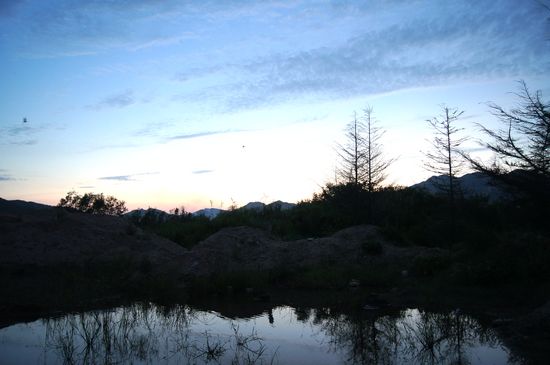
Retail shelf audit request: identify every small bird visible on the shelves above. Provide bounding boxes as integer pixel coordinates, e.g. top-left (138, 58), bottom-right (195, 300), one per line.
top-left (23, 117), bottom-right (27, 123)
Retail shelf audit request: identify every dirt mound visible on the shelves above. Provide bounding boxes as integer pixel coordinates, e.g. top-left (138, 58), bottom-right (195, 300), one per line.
top-left (183, 225), bottom-right (442, 277)
top-left (0, 200), bottom-right (186, 270)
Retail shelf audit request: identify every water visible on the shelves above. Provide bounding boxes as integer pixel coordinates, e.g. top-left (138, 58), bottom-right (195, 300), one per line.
top-left (0, 302), bottom-right (520, 364)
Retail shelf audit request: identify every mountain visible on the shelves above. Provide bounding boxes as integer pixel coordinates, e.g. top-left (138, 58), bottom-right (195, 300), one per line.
top-left (192, 208), bottom-right (224, 219)
top-left (241, 200), bottom-right (296, 212)
top-left (266, 200), bottom-right (296, 211)
top-left (0, 198), bottom-right (52, 213)
top-left (241, 201), bottom-right (265, 211)
top-left (410, 172), bottom-right (508, 201)
top-left (125, 208), bottom-right (173, 223)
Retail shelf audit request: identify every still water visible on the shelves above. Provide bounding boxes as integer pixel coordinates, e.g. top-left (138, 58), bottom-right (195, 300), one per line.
top-left (0, 302), bottom-right (520, 364)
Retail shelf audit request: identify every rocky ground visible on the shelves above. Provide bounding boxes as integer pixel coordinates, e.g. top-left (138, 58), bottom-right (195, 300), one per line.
top-left (0, 198), bottom-right (186, 270)
top-left (1, 198), bottom-right (443, 282)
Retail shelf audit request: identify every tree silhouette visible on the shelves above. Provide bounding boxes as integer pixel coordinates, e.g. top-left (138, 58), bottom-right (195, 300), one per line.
top-left (336, 106), bottom-right (393, 192)
top-left (58, 191), bottom-right (127, 216)
top-left (463, 81), bottom-right (550, 202)
top-left (337, 111), bottom-right (366, 187)
top-left (423, 106), bottom-right (468, 240)
top-left (423, 106), bottom-right (468, 201)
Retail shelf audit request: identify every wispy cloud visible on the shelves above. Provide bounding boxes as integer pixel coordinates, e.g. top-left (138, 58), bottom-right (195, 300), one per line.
top-left (10, 139), bottom-right (37, 146)
top-left (1, 0), bottom-right (240, 57)
top-left (165, 130), bottom-right (236, 141)
top-left (192, 169), bottom-right (215, 175)
top-left (0, 169), bottom-right (15, 181)
top-left (99, 175), bottom-right (135, 181)
top-left (98, 171), bottom-right (158, 182)
top-left (0, 122), bottom-right (63, 146)
top-left (131, 121), bottom-right (175, 138)
top-left (170, 1), bottom-right (550, 111)
top-left (89, 90), bottom-right (135, 110)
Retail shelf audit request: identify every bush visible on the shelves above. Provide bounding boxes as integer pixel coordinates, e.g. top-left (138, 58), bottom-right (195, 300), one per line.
top-left (58, 191), bottom-right (127, 216)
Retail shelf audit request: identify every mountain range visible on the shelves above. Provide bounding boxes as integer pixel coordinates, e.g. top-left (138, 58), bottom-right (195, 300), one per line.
top-left (126, 172), bottom-right (511, 221)
top-left (410, 171), bottom-right (508, 201)
top-left (127, 200), bottom-right (297, 222)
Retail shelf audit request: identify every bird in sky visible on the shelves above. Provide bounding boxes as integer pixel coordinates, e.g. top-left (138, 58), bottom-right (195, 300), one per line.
top-left (23, 117), bottom-right (27, 123)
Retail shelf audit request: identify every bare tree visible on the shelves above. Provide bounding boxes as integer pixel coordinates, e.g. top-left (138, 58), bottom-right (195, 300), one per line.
top-left (337, 111), bottom-right (366, 187)
top-left (363, 106), bottom-right (394, 192)
top-left (463, 81), bottom-right (550, 200)
top-left (336, 106), bottom-right (393, 192)
top-left (423, 106), bottom-right (468, 203)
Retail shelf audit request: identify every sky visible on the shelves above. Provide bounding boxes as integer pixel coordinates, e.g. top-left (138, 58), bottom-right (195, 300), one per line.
top-left (1, 0), bottom-right (549, 212)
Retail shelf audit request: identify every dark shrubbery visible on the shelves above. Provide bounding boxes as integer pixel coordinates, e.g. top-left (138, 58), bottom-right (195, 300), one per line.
top-left (58, 191), bottom-right (127, 216)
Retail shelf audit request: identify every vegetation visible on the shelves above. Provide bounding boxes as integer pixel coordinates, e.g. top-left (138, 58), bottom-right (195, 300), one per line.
top-left (463, 81), bottom-right (550, 209)
top-left (125, 82), bottom-right (549, 297)
top-left (58, 191), bottom-right (128, 216)
top-left (336, 106), bottom-right (393, 191)
top-left (45, 81), bottom-right (549, 301)
top-left (422, 105), bottom-right (468, 241)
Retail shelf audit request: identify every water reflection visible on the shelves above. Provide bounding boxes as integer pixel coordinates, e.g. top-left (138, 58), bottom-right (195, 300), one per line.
top-left (318, 308), bottom-right (506, 365)
top-left (0, 303), bottom-right (519, 364)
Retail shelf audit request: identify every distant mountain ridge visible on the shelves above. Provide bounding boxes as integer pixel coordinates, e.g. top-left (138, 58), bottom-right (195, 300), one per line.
top-left (126, 200), bottom-right (297, 221)
top-left (193, 200), bottom-right (296, 219)
top-left (410, 171), bottom-right (508, 201)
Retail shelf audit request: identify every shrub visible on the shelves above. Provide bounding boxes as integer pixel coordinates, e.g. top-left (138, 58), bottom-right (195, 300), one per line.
top-left (58, 191), bottom-right (127, 216)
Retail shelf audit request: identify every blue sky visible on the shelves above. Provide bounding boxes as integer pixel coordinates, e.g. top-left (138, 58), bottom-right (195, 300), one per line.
top-left (1, 0), bottom-right (549, 211)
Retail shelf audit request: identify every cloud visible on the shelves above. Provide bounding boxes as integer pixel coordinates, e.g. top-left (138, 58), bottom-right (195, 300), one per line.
top-left (131, 121), bottom-right (175, 138)
top-left (99, 175), bottom-right (135, 181)
top-left (0, 169), bottom-right (15, 181)
top-left (2, 1), bottom-right (252, 57)
top-left (165, 130), bottom-right (236, 141)
top-left (0, 121), bottom-right (66, 146)
top-left (192, 169), bottom-right (215, 175)
top-left (98, 172), bottom-right (158, 182)
top-left (89, 90), bottom-right (135, 110)
top-left (78, 185), bottom-right (95, 189)
top-left (10, 140), bottom-right (38, 146)
top-left (241, 8), bottom-right (546, 103)
top-left (171, 1), bottom-right (550, 111)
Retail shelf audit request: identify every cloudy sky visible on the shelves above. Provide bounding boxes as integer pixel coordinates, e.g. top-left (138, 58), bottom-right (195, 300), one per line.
top-left (1, 0), bottom-right (549, 211)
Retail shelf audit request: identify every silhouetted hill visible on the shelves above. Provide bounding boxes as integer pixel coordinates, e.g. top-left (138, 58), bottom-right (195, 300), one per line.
top-left (192, 208), bottom-right (224, 219)
top-left (125, 207), bottom-right (173, 222)
top-left (0, 198), bottom-right (186, 268)
top-left (241, 201), bottom-right (265, 211)
top-left (266, 200), bottom-right (296, 211)
top-left (410, 172), bottom-right (508, 201)
top-left (240, 201), bottom-right (296, 212)
top-left (0, 197), bottom-right (51, 214)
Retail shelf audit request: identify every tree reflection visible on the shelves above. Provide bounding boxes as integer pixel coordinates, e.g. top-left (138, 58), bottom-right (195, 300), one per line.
top-left (43, 303), bottom-right (275, 364)
top-left (32, 302), bottom-right (515, 365)
top-left (316, 308), bottom-right (504, 365)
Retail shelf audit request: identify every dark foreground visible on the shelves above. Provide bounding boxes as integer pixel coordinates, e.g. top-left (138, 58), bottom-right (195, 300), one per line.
top-left (1, 198), bottom-right (549, 363)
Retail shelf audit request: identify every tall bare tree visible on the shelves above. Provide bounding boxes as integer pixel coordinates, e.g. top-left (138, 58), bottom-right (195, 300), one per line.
top-left (423, 105), bottom-right (468, 203)
top-left (336, 106), bottom-right (393, 192)
top-left (423, 106), bottom-right (468, 242)
top-left (463, 81), bottom-right (550, 200)
top-left (363, 106), bottom-right (394, 192)
top-left (337, 111), bottom-right (367, 187)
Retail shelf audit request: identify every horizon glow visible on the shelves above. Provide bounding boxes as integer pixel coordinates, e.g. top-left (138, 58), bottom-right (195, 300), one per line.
top-left (1, 1), bottom-right (549, 212)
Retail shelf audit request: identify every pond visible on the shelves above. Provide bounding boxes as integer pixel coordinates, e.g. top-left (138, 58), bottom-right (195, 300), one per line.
top-left (0, 302), bottom-right (521, 364)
